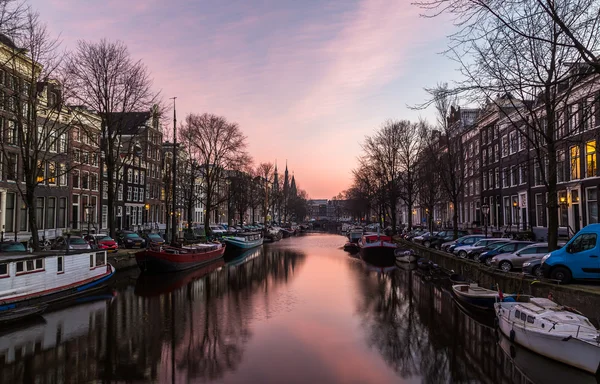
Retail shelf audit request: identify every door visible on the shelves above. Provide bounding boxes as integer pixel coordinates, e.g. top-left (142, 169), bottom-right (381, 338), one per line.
top-left (72, 206), bottom-right (79, 230)
top-left (573, 204), bottom-right (581, 232)
top-left (566, 233), bottom-right (600, 278)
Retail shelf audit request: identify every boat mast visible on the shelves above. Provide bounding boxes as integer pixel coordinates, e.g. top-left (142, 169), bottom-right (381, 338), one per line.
top-left (171, 97), bottom-right (177, 245)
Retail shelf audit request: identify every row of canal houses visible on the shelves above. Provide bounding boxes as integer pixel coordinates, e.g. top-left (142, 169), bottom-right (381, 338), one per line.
top-left (410, 66), bottom-right (600, 240)
top-left (0, 33), bottom-right (233, 243)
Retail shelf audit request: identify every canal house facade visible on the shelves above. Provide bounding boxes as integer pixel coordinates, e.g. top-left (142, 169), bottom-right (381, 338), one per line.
top-left (443, 70), bottom-right (600, 239)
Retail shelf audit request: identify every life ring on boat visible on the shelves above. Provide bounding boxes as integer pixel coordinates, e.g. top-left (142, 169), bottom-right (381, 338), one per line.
top-left (509, 329), bottom-right (515, 343)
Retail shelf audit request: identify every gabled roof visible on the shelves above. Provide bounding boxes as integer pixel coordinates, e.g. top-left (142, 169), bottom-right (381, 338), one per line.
top-left (109, 112), bottom-right (152, 135)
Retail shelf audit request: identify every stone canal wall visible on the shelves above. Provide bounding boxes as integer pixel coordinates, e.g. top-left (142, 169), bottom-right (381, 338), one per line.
top-left (108, 251), bottom-right (138, 270)
top-left (403, 241), bottom-right (600, 320)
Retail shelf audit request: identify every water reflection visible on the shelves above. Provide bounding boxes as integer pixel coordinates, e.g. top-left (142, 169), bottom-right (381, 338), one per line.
top-left (355, 259), bottom-right (599, 384)
top-left (2, 235), bottom-right (597, 383)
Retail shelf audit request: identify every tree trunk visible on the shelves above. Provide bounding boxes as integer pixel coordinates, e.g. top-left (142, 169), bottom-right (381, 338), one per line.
top-left (26, 184), bottom-right (39, 251)
top-left (546, 103), bottom-right (559, 250)
top-left (452, 197), bottom-right (459, 239)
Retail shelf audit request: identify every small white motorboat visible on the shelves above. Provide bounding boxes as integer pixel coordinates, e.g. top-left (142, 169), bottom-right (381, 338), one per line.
top-left (394, 248), bottom-right (417, 263)
top-left (495, 297), bottom-right (600, 374)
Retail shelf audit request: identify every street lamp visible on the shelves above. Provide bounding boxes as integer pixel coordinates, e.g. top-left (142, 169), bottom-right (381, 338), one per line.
top-left (481, 203), bottom-right (490, 237)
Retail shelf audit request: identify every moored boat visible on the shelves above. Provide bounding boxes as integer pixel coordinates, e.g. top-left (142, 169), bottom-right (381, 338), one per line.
top-left (0, 250), bottom-right (115, 312)
top-left (222, 232), bottom-right (263, 250)
top-left (495, 297), bottom-right (600, 374)
top-left (135, 243), bottom-right (226, 273)
top-left (347, 229), bottom-right (363, 243)
top-left (451, 283), bottom-right (517, 311)
top-left (395, 248), bottom-right (417, 263)
top-left (358, 233), bottom-right (397, 265)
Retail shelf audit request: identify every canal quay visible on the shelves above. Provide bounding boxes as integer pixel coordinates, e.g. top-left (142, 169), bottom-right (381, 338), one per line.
top-left (2, 234), bottom-right (596, 384)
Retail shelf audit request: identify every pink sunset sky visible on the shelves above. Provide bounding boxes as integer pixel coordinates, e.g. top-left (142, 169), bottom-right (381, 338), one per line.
top-left (30, 0), bottom-right (457, 198)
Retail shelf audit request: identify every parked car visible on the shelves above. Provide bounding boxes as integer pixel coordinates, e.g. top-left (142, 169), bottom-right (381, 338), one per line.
top-left (0, 241), bottom-right (26, 252)
top-left (142, 233), bottom-right (165, 247)
top-left (466, 240), bottom-right (512, 259)
top-left (478, 241), bottom-right (534, 265)
top-left (444, 235), bottom-right (487, 253)
top-left (52, 236), bottom-right (92, 251)
top-left (413, 232), bottom-right (438, 247)
top-left (541, 224), bottom-right (600, 283)
top-left (209, 225), bottom-right (227, 236)
top-left (522, 258), bottom-right (544, 278)
top-left (429, 230), bottom-right (469, 249)
top-left (84, 234), bottom-right (119, 253)
top-left (404, 228), bottom-right (426, 242)
top-left (453, 238), bottom-right (506, 259)
top-left (118, 232), bottom-right (146, 249)
top-left (490, 242), bottom-right (563, 272)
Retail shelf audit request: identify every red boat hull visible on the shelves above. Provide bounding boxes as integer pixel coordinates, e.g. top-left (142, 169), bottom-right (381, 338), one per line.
top-left (135, 245), bottom-right (226, 273)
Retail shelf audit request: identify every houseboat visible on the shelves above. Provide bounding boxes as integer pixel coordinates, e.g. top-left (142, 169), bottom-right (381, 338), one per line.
top-left (357, 233), bottom-right (397, 265)
top-left (222, 232), bottom-right (263, 250)
top-left (0, 250), bottom-right (115, 312)
top-left (135, 243), bottom-right (226, 273)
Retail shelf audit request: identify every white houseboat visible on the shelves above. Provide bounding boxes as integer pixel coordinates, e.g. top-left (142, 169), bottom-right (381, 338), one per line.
top-left (0, 250), bottom-right (115, 312)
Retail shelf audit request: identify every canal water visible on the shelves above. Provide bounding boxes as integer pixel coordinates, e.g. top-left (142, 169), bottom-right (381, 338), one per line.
top-left (0, 234), bottom-right (595, 383)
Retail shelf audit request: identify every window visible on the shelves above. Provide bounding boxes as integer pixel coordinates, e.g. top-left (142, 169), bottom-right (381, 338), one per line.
top-left (46, 197), bottom-right (56, 229)
top-left (95, 252), bottom-right (106, 267)
top-left (103, 181), bottom-right (109, 199)
top-left (16, 258), bottom-right (44, 274)
top-left (483, 171), bottom-right (488, 190)
top-left (47, 162), bottom-right (56, 185)
top-left (515, 310), bottom-right (521, 319)
top-left (127, 187), bottom-right (132, 201)
top-left (90, 173), bottom-right (98, 191)
top-left (82, 172), bottom-right (89, 190)
top-left (73, 127), bottom-right (80, 142)
top-left (527, 315), bottom-right (535, 324)
top-left (59, 133), bottom-right (67, 152)
top-left (509, 131), bottom-right (518, 154)
top-left (102, 205), bottom-right (108, 229)
top-left (72, 170), bottom-right (80, 189)
top-left (511, 166), bottom-right (518, 186)
top-left (519, 131), bottom-right (526, 151)
top-left (5, 152), bottom-right (17, 181)
top-left (140, 188), bottom-right (145, 201)
top-left (140, 171), bottom-right (145, 185)
top-left (587, 188), bottom-right (598, 224)
top-left (494, 143), bottom-right (499, 162)
top-left (535, 194), bottom-right (544, 227)
top-left (133, 187), bottom-right (138, 202)
top-left (559, 191), bottom-right (568, 227)
top-left (59, 164), bottom-right (67, 186)
top-left (0, 263), bottom-right (7, 276)
top-left (570, 145), bottom-right (581, 180)
top-left (519, 165), bottom-right (526, 185)
top-left (117, 184), bottom-right (123, 200)
top-left (569, 233), bottom-right (597, 253)
top-left (495, 168), bottom-right (499, 189)
top-left (586, 140), bottom-right (596, 177)
top-left (134, 170), bottom-right (139, 184)
top-left (54, 198), bottom-right (66, 230)
top-left (36, 160), bottom-right (45, 183)
top-left (5, 192), bottom-right (15, 232)
top-left (36, 197), bottom-right (44, 229)
top-left (501, 135), bottom-right (508, 157)
top-left (127, 169), bottom-right (133, 183)
top-left (138, 208), bottom-right (142, 225)
top-left (557, 150), bottom-right (566, 183)
top-left (131, 207), bottom-right (137, 225)
top-left (57, 256), bottom-right (63, 273)
top-left (117, 206), bottom-right (123, 216)
top-left (503, 167), bottom-right (509, 188)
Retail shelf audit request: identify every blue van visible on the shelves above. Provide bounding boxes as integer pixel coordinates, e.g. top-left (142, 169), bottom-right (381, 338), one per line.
top-left (540, 224), bottom-right (600, 283)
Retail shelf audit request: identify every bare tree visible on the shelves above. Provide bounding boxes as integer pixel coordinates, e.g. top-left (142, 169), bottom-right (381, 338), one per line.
top-left (0, 11), bottom-right (80, 250)
top-left (362, 120), bottom-right (422, 233)
top-left (415, 0), bottom-right (600, 75)
top-left (255, 162), bottom-right (275, 228)
top-left (66, 39), bottom-right (159, 238)
top-left (416, 125), bottom-right (444, 233)
top-left (180, 113), bottom-right (251, 236)
top-left (424, 83), bottom-right (466, 239)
